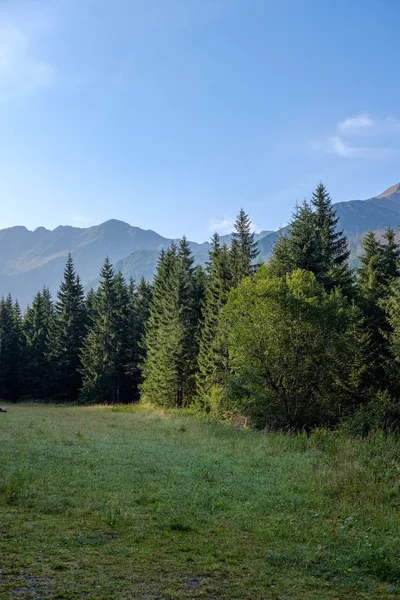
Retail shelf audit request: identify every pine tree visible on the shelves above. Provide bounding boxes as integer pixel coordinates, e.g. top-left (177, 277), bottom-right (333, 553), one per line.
top-left (124, 278), bottom-right (153, 399)
top-left (80, 258), bottom-right (124, 403)
top-left (192, 265), bottom-right (206, 323)
top-left (113, 271), bottom-right (135, 402)
top-left (22, 288), bottom-right (54, 398)
top-left (270, 184), bottom-right (353, 293)
top-left (336, 303), bottom-right (375, 410)
top-left (0, 295), bottom-right (22, 400)
top-left (133, 277), bottom-right (153, 366)
top-left (175, 237), bottom-right (202, 405)
top-left (358, 231), bottom-right (383, 296)
top-left (311, 183), bottom-right (352, 292)
top-left (358, 229), bottom-right (400, 392)
top-left (381, 227), bottom-right (400, 281)
top-left (230, 209), bottom-right (260, 285)
top-left (269, 201), bottom-right (322, 276)
top-left (312, 183), bottom-right (350, 267)
top-left (47, 255), bottom-right (87, 400)
top-left (141, 240), bottom-right (202, 407)
top-left (141, 244), bottom-right (179, 405)
top-left (85, 288), bottom-right (99, 324)
top-left (197, 235), bottom-right (234, 407)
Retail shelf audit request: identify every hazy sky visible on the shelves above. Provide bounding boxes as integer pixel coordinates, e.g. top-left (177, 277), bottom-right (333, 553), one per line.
top-left (1, 0), bottom-right (400, 241)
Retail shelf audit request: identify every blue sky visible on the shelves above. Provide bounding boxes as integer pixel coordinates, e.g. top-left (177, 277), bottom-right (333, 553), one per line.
top-left (1, 0), bottom-right (400, 241)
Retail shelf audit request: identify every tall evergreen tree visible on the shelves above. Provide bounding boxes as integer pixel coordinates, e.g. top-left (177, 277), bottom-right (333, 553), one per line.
top-left (230, 209), bottom-right (260, 285)
top-left (0, 295), bottom-right (22, 400)
top-left (141, 240), bottom-right (202, 407)
top-left (85, 287), bottom-right (100, 325)
top-left (141, 244), bottom-right (179, 406)
top-left (113, 271), bottom-right (137, 401)
top-left (47, 255), bottom-right (87, 400)
top-left (197, 235), bottom-right (234, 407)
top-left (312, 183), bottom-right (350, 268)
top-left (80, 258), bottom-right (125, 403)
top-left (124, 277), bottom-right (153, 399)
top-left (358, 228), bottom-right (400, 392)
top-left (269, 201), bottom-right (322, 276)
top-left (133, 277), bottom-right (153, 366)
top-left (270, 184), bottom-right (353, 293)
top-left (22, 288), bottom-right (54, 398)
top-left (311, 183), bottom-right (352, 292)
top-left (381, 227), bottom-right (400, 281)
top-left (174, 237), bottom-right (199, 405)
top-left (358, 231), bottom-right (383, 296)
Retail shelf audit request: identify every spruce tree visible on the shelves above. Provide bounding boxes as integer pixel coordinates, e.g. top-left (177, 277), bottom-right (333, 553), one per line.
top-left (47, 255), bottom-right (87, 400)
top-left (312, 183), bottom-right (350, 268)
top-left (80, 258), bottom-right (123, 403)
top-left (269, 201), bottom-right (322, 276)
top-left (197, 235), bottom-right (234, 407)
top-left (358, 231), bottom-right (383, 296)
top-left (124, 278), bottom-right (153, 399)
top-left (22, 288), bottom-right (54, 399)
top-left (0, 295), bottom-right (22, 401)
top-left (141, 244), bottom-right (179, 405)
top-left (230, 209), bottom-right (260, 285)
top-left (358, 228), bottom-right (400, 392)
top-left (113, 271), bottom-right (135, 402)
top-left (133, 277), bottom-right (153, 367)
top-left (311, 183), bottom-right (352, 292)
top-left (85, 288), bottom-right (99, 324)
top-left (175, 237), bottom-right (202, 405)
top-left (381, 227), bottom-right (400, 281)
top-left (141, 240), bottom-right (201, 407)
top-left (270, 184), bottom-right (353, 294)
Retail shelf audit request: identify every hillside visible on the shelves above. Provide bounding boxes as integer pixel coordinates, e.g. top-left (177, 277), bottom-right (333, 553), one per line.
top-left (1, 184), bottom-right (400, 305)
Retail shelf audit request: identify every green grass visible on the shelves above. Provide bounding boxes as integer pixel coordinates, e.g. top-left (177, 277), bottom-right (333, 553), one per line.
top-left (0, 404), bottom-right (399, 599)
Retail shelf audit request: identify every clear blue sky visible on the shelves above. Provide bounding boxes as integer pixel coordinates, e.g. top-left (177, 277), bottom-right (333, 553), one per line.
top-left (1, 0), bottom-right (400, 241)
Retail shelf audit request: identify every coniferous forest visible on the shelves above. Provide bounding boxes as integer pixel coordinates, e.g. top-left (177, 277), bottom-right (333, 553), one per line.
top-left (2, 184), bottom-right (400, 434)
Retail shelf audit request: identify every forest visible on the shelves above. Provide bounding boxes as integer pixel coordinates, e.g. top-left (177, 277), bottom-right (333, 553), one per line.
top-left (1, 183), bottom-right (400, 434)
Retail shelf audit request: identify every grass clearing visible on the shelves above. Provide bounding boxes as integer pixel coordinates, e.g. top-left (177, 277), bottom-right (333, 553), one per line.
top-left (0, 404), bottom-right (399, 599)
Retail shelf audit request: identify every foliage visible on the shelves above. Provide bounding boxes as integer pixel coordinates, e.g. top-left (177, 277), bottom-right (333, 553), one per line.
top-left (47, 254), bottom-right (87, 400)
top-left (230, 208), bottom-right (260, 285)
top-left (196, 234), bottom-right (234, 408)
top-left (224, 267), bottom-right (358, 429)
top-left (141, 239), bottom-right (204, 407)
top-left (270, 183), bottom-right (353, 294)
top-left (1, 195), bottom-right (400, 433)
top-left (0, 295), bottom-right (22, 401)
top-left (346, 390), bottom-right (400, 436)
top-left (358, 228), bottom-right (400, 395)
top-left (21, 288), bottom-right (54, 399)
top-left (80, 258), bottom-right (139, 403)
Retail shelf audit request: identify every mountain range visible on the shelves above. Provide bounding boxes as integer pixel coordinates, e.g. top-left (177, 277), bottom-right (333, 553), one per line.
top-left (1, 184), bottom-right (400, 307)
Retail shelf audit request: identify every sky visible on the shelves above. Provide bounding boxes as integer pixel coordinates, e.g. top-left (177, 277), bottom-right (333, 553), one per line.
top-left (1, 0), bottom-right (400, 241)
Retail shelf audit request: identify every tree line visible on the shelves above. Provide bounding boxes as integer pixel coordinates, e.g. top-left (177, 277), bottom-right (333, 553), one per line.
top-left (2, 183), bottom-right (400, 433)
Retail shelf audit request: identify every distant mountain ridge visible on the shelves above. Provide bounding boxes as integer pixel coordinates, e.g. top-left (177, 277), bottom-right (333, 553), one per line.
top-left (1, 184), bottom-right (400, 306)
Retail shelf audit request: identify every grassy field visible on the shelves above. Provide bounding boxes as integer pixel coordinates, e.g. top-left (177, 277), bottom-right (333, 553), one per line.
top-left (0, 404), bottom-right (399, 599)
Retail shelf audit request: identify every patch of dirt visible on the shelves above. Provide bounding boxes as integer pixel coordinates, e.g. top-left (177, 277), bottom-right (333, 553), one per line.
top-left (7, 575), bottom-right (51, 599)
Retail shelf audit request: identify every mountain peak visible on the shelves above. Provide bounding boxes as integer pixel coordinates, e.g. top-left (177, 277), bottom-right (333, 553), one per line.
top-left (99, 219), bottom-right (130, 229)
top-left (376, 183), bottom-right (400, 199)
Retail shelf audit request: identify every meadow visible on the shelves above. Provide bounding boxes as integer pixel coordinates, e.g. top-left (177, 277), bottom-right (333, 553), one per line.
top-left (0, 404), bottom-right (399, 599)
